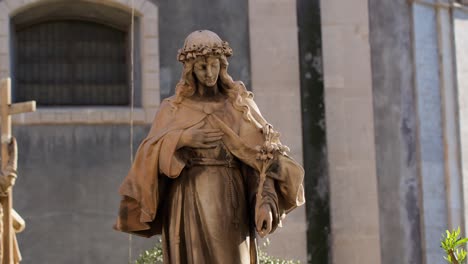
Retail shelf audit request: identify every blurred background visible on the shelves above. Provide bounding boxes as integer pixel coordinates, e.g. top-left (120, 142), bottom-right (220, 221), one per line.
top-left (0, 0), bottom-right (467, 263)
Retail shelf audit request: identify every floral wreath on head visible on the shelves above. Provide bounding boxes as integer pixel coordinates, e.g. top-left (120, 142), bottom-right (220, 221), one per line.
top-left (177, 41), bottom-right (233, 62)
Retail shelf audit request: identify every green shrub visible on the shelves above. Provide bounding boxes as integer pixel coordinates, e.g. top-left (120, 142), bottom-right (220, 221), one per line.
top-left (441, 227), bottom-right (468, 264)
top-left (258, 238), bottom-right (300, 264)
top-left (134, 237), bottom-right (300, 264)
top-left (134, 238), bottom-right (163, 264)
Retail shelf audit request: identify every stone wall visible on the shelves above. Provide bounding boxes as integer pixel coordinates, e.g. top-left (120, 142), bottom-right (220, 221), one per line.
top-left (13, 125), bottom-right (153, 263)
top-left (149, 0), bottom-right (250, 99)
top-left (0, 0), bottom-right (254, 263)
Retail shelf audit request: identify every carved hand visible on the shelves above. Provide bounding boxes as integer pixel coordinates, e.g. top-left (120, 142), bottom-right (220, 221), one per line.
top-left (256, 204), bottom-right (273, 238)
top-left (177, 121), bottom-right (224, 149)
top-left (0, 175), bottom-right (13, 196)
top-left (7, 137), bottom-right (18, 171)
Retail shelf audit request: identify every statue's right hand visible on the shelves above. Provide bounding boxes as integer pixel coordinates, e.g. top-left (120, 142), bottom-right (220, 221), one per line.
top-left (177, 121), bottom-right (224, 149)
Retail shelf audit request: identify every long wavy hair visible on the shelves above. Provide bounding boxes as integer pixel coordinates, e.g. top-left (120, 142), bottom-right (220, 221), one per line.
top-left (172, 55), bottom-right (253, 122)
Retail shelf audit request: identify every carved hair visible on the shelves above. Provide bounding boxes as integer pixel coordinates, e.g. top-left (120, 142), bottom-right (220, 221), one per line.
top-left (172, 55), bottom-right (253, 122)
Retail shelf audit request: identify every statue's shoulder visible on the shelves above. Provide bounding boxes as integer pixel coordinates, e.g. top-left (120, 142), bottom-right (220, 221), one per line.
top-left (155, 96), bottom-right (196, 119)
top-left (147, 97), bottom-right (177, 126)
top-left (160, 96), bottom-right (176, 107)
top-left (156, 96), bottom-right (178, 113)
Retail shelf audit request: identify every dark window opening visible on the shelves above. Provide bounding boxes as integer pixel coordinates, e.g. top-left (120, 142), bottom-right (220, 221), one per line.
top-left (15, 20), bottom-right (129, 106)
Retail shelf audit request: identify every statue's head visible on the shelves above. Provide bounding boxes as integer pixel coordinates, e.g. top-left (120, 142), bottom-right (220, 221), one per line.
top-left (173, 30), bottom-right (253, 121)
top-left (177, 31), bottom-right (231, 88)
top-left (175, 30), bottom-right (236, 98)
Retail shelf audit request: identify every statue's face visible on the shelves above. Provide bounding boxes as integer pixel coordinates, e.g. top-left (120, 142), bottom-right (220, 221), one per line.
top-left (193, 56), bottom-right (220, 88)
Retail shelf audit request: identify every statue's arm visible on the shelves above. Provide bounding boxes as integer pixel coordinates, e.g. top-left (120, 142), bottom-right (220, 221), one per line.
top-left (259, 176), bottom-right (280, 232)
top-left (244, 96), bottom-right (305, 210)
top-left (243, 164), bottom-right (280, 237)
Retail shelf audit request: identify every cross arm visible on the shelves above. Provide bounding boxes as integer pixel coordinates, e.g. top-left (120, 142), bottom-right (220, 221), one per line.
top-left (8, 101), bottom-right (36, 116)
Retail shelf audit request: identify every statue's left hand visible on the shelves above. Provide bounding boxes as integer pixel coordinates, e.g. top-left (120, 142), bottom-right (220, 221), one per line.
top-left (7, 137), bottom-right (18, 171)
top-left (256, 204), bottom-right (273, 238)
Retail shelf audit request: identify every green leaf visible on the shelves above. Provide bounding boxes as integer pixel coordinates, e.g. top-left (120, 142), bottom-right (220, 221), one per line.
top-left (441, 228), bottom-right (468, 264)
top-left (459, 249), bottom-right (467, 262)
top-left (456, 238), bottom-right (468, 247)
top-left (442, 241), bottom-right (448, 250)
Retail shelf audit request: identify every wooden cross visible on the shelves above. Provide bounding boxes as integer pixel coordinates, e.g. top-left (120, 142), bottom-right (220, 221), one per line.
top-left (0, 78), bottom-right (35, 264)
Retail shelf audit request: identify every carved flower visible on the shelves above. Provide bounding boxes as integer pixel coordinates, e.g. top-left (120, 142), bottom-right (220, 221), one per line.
top-left (177, 40), bottom-right (234, 62)
top-left (255, 138), bottom-right (290, 161)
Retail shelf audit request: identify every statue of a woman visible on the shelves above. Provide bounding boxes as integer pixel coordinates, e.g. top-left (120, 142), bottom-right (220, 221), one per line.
top-left (115, 30), bottom-right (305, 264)
top-left (0, 137), bottom-right (25, 264)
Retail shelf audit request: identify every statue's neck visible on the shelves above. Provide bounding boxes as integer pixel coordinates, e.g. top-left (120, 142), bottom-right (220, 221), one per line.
top-left (195, 83), bottom-right (220, 99)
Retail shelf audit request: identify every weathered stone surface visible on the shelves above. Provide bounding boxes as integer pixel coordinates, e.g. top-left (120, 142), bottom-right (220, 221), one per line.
top-left (320, 0), bottom-right (382, 263)
top-left (413, 5), bottom-right (448, 264)
top-left (454, 7), bottom-right (468, 247)
top-left (13, 125), bottom-right (155, 264)
top-left (248, 1), bottom-right (306, 261)
top-left (369, 0), bottom-right (423, 263)
top-left (150, 0), bottom-right (250, 99)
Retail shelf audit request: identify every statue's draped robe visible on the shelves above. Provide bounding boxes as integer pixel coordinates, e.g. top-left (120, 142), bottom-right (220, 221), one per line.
top-left (115, 95), bottom-right (305, 264)
top-left (0, 138), bottom-right (23, 264)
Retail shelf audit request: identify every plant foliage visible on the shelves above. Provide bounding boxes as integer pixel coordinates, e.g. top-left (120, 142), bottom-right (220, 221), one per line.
top-left (134, 238), bottom-right (163, 264)
top-left (257, 238), bottom-right (301, 264)
top-left (134, 237), bottom-right (300, 264)
top-left (441, 227), bottom-right (468, 264)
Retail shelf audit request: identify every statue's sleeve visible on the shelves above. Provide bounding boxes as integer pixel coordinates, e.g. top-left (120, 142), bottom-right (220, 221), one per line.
top-left (158, 130), bottom-right (185, 178)
top-left (242, 159), bottom-right (303, 234)
top-left (241, 96), bottom-right (305, 211)
top-left (237, 96), bottom-right (305, 231)
top-left (115, 100), bottom-right (186, 237)
top-left (260, 177), bottom-right (280, 232)
top-left (266, 155), bottom-right (305, 215)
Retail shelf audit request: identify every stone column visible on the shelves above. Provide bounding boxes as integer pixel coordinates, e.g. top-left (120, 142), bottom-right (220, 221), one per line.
top-left (320, 0), bottom-right (382, 263)
top-left (248, 0), bottom-right (307, 262)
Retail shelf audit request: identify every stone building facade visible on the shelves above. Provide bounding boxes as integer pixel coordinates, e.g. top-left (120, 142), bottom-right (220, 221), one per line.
top-left (319, 0), bottom-right (468, 263)
top-left (0, 0), bottom-right (306, 263)
top-left (0, 0), bottom-right (467, 263)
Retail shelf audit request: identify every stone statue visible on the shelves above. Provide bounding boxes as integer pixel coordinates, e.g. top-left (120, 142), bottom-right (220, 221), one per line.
top-left (0, 138), bottom-right (17, 197)
top-left (115, 30), bottom-right (305, 264)
top-left (0, 137), bottom-right (25, 264)
top-left (0, 78), bottom-right (33, 264)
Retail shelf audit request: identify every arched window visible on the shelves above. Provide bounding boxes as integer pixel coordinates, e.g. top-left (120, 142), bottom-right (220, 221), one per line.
top-left (1, 0), bottom-right (160, 124)
top-left (15, 20), bottom-right (129, 106)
